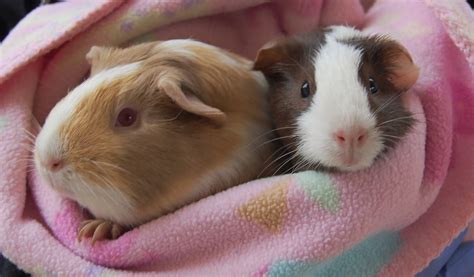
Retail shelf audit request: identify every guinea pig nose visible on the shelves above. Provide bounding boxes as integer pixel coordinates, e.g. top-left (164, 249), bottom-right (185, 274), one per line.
top-left (47, 159), bottom-right (64, 172)
top-left (356, 128), bottom-right (368, 144)
top-left (334, 128), bottom-right (368, 146)
top-left (334, 131), bottom-right (346, 144)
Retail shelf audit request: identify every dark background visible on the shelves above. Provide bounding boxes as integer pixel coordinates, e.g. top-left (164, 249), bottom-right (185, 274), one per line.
top-left (0, 0), bottom-right (473, 276)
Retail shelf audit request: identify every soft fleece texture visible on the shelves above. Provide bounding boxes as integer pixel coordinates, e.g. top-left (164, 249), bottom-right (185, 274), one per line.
top-left (0, 0), bottom-right (473, 276)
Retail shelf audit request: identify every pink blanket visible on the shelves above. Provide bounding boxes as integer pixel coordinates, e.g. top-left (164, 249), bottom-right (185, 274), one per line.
top-left (0, 0), bottom-right (473, 276)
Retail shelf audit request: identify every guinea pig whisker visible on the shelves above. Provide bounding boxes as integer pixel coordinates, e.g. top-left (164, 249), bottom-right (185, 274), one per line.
top-left (75, 174), bottom-right (99, 198)
top-left (378, 123), bottom-right (423, 137)
top-left (372, 93), bottom-right (402, 116)
top-left (380, 134), bottom-right (403, 140)
top-left (283, 158), bottom-right (302, 175)
top-left (22, 134), bottom-right (36, 144)
top-left (92, 160), bottom-right (132, 176)
top-left (258, 148), bottom-right (295, 178)
top-left (380, 139), bottom-right (399, 147)
top-left (259, 146), bottom-right (291, 177)
top-left (278, 145), bottom-right (307, 176)
top-left (243, 126), bottom-right (298, 149)
top-left (88, 161), bottom-right (135, 208)
top-left (22, 127), bottom-right (38, 139)
top-left (92, 160), bottom-right (148, 193)
top-left (312, 162), bottom-right (322, 171)
top-left (379, 134), bottom-right (400, 142)
top-left (272, 147), bottom-right (298, 176)
top-left (31, 115), bottom-right (43, 132)
top-left (258, 148), bottom-right (298, 178)
top-left (404, 112), bottom-right (434, 125)
top-left (290, 158), bottom-right (311, 174)
top-left (249, 135), bottom-right (298, 152)
top-left (271, 126), bottom-right (298, 133)
top-left (376, 115), bottom-right (416, 127)
top-left (81, 171), bottom-right (119, 204)
top-left (293, 161), bottom-right (310, 175)
top-left (20, 141), bottom-right (35, 151)
top-left (272, 154), bottom-right (297, 177)
top-left (16, 157), bottom-right (36, 164)
top-left (18, 142), bottom-right (35, 152)
top-left (21, 131), bottom-right (37, 145)
top-left (288, 160), bottom-right (303, 174)
top-left (381, 140), bottom-right (398, 149)
top-left (155, 110), bottom-right (183, 123)
top-left (281, 54), bottom-right (313, 82)
top-left (23, 108), bottom-right (43, 133)
top-left (380, 136), bottom-right (402, 145)
top-left (260, 141), bottom-right (299, 170)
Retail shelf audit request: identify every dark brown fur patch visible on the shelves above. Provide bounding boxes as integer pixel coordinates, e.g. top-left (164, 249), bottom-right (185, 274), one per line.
top-left (254, 28), bottom-right (417, 173)
top-left (343, 36), bottom-right (415, 152)
top-left (254, 30), bottom-right (327, 153)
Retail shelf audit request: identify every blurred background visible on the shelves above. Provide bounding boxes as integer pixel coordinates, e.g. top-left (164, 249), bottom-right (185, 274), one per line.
top-left (1, 0), bottom-right (473, 41)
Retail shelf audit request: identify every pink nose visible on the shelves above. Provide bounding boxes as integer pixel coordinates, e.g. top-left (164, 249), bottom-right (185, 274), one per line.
top-left (333, 127), bottom-right (368, 164)
top-left (334, 128), bottom-right (368, 146)
top-left (46, 159), bottom-right (64, 172)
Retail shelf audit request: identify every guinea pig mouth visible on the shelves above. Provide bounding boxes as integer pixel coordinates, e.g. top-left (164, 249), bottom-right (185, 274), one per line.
top-left (36, 164), bottom-right (75, 197)
top-left (296, 134), bottom-right (382, 172)
top-left (333, 157), bottom-right (374, 172)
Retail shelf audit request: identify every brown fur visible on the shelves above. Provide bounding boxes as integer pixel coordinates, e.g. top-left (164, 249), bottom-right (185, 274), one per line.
top-left (60, 40), bottom-right (273, 226)
top-left (348, 35), bottom-right (418, 151)
top-left (253, 28), bottom-right (419, 172)
top-left (253, 31), bottom-right (326, 152)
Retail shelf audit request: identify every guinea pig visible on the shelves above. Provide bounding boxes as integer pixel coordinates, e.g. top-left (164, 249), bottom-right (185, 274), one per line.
top-left (34, 39), bottom-right (273, 243)
top-left (253, 26), bottom-right (419, 172)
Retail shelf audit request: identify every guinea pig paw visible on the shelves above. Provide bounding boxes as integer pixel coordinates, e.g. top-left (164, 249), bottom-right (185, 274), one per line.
top-left (77, 219), bottom-right (124, 245)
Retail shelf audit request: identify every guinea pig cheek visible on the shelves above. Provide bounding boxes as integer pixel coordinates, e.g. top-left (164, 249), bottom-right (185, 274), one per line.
top-left (295, 105), bottom-right (336, 167)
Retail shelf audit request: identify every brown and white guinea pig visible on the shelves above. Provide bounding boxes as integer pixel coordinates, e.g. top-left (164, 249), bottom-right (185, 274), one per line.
top-left (253, 26), bottom-right (420, 172)
top-left (34, 39), bottom-right (273, 243)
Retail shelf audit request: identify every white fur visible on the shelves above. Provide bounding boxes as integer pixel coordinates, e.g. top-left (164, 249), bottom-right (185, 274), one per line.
top-left (67, 169), bottom-right (137, 225)
top-left (35, 62), bottom-right (141, 223)
top-left (158, 39), bottom-right (246, 68)
top-left (158, 39), bottom-right (210, 60)
top-left (328, 25), bottom-right (363, 41)
top-left (36, 62), bottom-right (141, 165)
top-left (296, 27), bottom-right (383, 171)
top-left (158, 38), bottom-right (214, 50)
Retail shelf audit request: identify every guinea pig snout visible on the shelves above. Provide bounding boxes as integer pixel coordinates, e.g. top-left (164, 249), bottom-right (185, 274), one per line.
top-left (44, 158), bottom-right (65, 172)
top-left (333, 128), bottom-right (368, 145)
top-left (37, 153), bottom-right (65, 173)
top-left (333, 127), bottom-right (369, 165)
top-left (34, 134), bottom-right (66, 174)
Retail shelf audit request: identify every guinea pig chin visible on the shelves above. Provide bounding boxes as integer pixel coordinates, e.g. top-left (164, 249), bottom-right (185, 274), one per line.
top-left (295, 108), bottom-right (384, 172)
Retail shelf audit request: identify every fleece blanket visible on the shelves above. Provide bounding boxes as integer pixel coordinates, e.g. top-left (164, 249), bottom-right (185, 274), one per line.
top-left (0, 0), bottom-right (473, 276)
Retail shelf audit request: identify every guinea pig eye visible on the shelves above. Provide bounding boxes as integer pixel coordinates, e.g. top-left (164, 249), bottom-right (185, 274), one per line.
top-left (369, 77), bottom-right (378, 94)
top-left (116, 108), bottom-right (138, 127)
top-left (301, 81), bottom-right (311, 98)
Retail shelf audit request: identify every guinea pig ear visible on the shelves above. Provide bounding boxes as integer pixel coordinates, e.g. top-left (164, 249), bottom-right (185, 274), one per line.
top-left (253, 40), bottom-right (285, 73)
top-left (159, 81), bottom-right (227, 126)
top-left (86, 46), bottom-right (111, 76)
top-left (379, 40), bottom-right (420, 91)
top-left (86, 46), bottom-right (104, 65)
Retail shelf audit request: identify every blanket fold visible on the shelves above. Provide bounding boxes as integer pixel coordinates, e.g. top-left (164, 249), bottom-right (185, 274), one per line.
top-left (0, 0), bottom-right (473, 276)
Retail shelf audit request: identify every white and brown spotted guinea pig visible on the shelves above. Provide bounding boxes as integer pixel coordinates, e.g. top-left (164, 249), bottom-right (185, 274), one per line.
top-left (254, 26), bottom-right (419, 172)
top-left (34, 40), bottom-right (273, 243)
